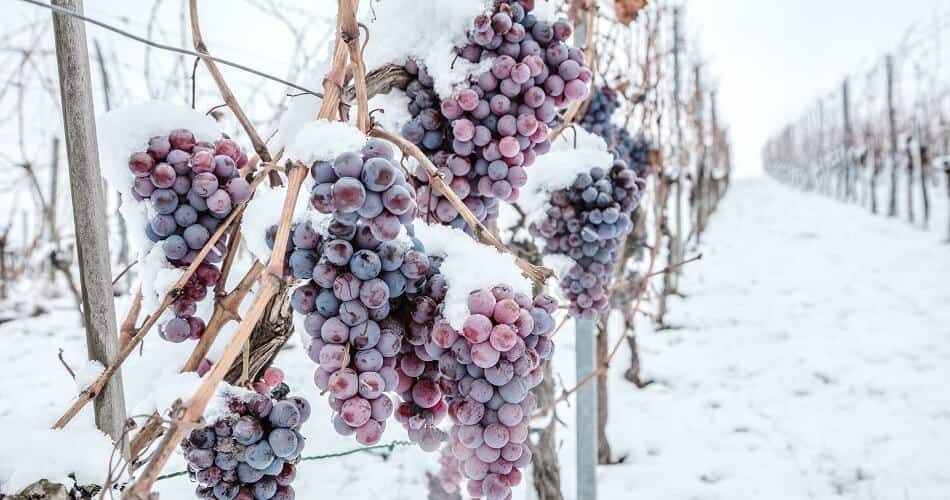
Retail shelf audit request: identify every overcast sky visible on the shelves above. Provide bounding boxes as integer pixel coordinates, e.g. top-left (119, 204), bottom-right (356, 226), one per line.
top-left (686, 0), bottom-right (946, 177)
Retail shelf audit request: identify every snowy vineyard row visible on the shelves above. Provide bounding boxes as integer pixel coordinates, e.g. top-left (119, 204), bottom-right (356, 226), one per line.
top-left (763, 15), bottom-right (950, 241)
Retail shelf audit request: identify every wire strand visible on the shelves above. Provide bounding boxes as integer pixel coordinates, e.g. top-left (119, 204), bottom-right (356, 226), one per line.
top-left (154, 440), bottom-right (413, 482)
top-left (16, 0), bottom-right (324, 98)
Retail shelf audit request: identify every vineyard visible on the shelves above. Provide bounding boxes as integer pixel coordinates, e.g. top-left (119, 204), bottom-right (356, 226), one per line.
top-left (763, 11), bottom-right (950, 241)
top-left (1, 1), bottom-right (946, 500)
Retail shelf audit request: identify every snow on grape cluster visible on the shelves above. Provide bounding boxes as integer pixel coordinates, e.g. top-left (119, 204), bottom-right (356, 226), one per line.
top-left (125, 130), bottom-right (252, 343)
top-left (580, 86), bottom-right (651, 179)
top-left (530, 161), bottom-right (642, 319)
top-left (402, 0), bottom-right (591, 230)
top-left (180, 368), bottom-right (306, 500)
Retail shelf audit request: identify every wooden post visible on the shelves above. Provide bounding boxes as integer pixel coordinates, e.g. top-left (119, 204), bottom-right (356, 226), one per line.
top-left (50, 0), bottom-right (129, 452)
top-left (0, 230), bottom-right (7, 300)
top-left (886, 54), bottom-right (899, 217)
top-left (842, 79), bottom-right (854, 202)
top-left (870, 134), bottom-right (880, 215)
top-left (670, 6), bottom-right (684, 287)
top-left (905, 136), bottom-right (915, 224)
top-left (815, 100), bottom-right (824, 194)
top-left (693, 65), bottom-right (707, 244)
top-left (710, 90), bottom-right (720, 208)
top-left (48, 137), bottom-right (60, 284)
top-left (918, 137), bottom-right (930, 228)
top-left (573, 9), bottom-right (597, 500)
top-left (944, 161), bottom-right (950, 241)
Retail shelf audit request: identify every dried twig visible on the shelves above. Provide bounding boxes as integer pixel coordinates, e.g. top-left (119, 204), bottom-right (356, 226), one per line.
top-left (344, 17), bottom-right (370, 132)
top-left (117, 290), bottom-right (143, 349)
top-left (189, 0), bottom-right (280, 189)
top-left (57, 348), bottom-right (75, 380)
top-left (110, 260), bottom-right (137, 286)
top-left (52, 188), bottom-right (251, 430)
top-left (644, 253), bottom-right (702, 279)
top-left (369, 127), bottom-right (554, 285)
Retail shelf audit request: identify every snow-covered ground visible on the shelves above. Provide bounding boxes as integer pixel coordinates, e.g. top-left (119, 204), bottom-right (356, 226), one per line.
top-left (1, 176), bottom-right (948, 499)
top-left (593, 176), bottom-right (950, 500)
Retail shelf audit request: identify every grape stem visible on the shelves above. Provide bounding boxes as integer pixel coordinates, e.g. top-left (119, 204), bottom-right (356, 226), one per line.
top-left (644, 252), bottom-right (702, 279)
top-left (121, 2), bottom-right (359, 496)
top-left (368, 127), bottom-right (555, 286)
top-left (188, 0), bottom-right (280, 188)
top-left (344, 14), bottom-right (371, 133)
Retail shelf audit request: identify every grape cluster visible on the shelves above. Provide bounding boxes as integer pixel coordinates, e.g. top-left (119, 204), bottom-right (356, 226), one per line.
top-left (309, 138), bottom-right (416, 239)
top-left (580, 87), bottom-right (651, 179)
top-left (126, 130), bottom-right (252, 343)
top-left (290, 226), bottom-right (430, 445)
top-left (402, 0), bottom-right (591, 230)
top-left (435, 287), bottom-right (558, 500)
top-left (529, 162), bottom-right (642, 319)
top-left (392, 260), bottom-right (453, 451)
top-left (181, 368), bottom-right (306, 500)
top-left (282, 141), bottom-right (439, 444)
top-left (427, 446), bottom-right (462, 500)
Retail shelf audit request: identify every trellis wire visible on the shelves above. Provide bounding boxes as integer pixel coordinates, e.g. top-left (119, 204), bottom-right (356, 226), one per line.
top-left (154, 440), bottom-right (414, 482)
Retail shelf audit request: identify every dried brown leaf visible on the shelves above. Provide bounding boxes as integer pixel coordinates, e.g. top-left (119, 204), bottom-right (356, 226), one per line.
top-left (615, 0), bottom-right (648, 25)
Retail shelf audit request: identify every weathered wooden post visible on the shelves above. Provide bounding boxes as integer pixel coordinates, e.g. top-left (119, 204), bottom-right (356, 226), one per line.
top-left (670, 6), bottom-right (684, 288)
top-left (48, 137), bottom-right (60, 285)
top-left (886, 54), bottom-right (900, 217)
top-left (710, 90), bottom-right (721, 209)
top-left (917, 135), bottom-right (930, 229)
top-left (944, 160), bottom-right (950, 241)
top-left (693, 65), bottom-right (707, 244)
top-left (842, 78), bottom-right (855, 202)
top-left (50, 0), bottom-right (129, 453)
